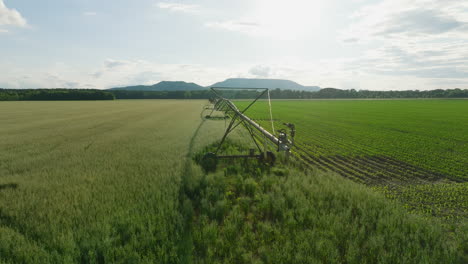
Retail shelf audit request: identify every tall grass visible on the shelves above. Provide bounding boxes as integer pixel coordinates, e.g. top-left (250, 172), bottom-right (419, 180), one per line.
top-left (0, 100), bottom-right (208, 263)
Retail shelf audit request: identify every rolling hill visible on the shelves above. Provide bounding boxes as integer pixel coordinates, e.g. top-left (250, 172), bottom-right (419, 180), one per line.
top-left (110, 81), bottom-right (206, 91)
top-left (210, 78), bottom-right (320, 91)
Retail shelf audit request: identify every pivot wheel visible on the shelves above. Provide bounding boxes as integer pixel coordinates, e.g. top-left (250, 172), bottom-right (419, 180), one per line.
top-left (201, 152), bottom-right (218, 172)
top-left (259, 151), bottom-right (276, 166)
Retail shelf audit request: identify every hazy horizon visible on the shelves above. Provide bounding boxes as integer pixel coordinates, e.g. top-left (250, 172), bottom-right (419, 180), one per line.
top-left (1, 0), bottom-right (467, 90)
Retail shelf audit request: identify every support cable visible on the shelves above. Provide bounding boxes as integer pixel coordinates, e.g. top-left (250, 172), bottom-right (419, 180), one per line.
top-left (267, 89), bottom-right (276, 135)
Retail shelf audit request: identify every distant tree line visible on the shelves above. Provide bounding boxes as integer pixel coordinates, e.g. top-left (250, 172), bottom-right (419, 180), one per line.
top-left (0, 89), bottom-right (115, 101)
top-left (1, 88), bottom-right (467, 101)
top-left (111, 88), bottom-right (468, 100)
top-left (289, 88), bottom-right (468, 99)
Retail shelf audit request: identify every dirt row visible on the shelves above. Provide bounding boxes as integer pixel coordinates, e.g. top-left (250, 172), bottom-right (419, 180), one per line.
top-left (293, 144), bottom-right (459, 187)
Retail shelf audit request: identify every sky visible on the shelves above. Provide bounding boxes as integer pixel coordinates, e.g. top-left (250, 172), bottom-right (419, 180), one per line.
top-left (0, 0), bottom-right (467, 90)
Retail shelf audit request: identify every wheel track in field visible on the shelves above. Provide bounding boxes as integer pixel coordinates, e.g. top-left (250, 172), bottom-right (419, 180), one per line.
top-left (292, 143), bottom-right (464, 187)
top-left (302, 131), bottom-right (466, 181)
top-left (177, 118), bottom-right (206, 262)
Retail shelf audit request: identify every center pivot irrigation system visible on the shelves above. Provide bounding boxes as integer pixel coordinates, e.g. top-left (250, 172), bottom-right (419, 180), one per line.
top-left (201, 87), bottom-right (296, 170)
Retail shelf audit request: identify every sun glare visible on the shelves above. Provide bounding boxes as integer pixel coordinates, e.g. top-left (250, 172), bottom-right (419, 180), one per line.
top-left (253, 0), bottom-right (323, 39)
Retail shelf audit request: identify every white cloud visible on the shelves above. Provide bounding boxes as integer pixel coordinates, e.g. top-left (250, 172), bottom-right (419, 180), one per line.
top-left (343, 0), bottom-right (468, 41)
top-left (340, 0), bottom-right (468, 88)
top-left (0, 0), bottom-right (27, 32)
top-left (249, 65), bottom-right (272, 78)
top-left (156, 2), bottom-right (199, 13)
top-left (205, 20), bottom-right (261, 35)
top-left (103, 59), bottom-right (128, 69)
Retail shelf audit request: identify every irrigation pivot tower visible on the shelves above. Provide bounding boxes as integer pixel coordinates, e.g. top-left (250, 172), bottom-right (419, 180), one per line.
top-left (202, 87), bottom-right (295, 169)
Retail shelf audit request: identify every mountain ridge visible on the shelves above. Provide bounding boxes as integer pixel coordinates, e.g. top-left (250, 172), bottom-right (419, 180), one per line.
top-left (109, 78), bottom-right (321, 91)
top-left (210, 78), bottom-right (320, 91)
top-left (109, 81), bottom-right (205, 91)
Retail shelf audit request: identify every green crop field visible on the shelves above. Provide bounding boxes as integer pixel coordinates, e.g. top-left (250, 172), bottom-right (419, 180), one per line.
top-left (236, 99), bottom-right (468, 221)
top-left (0, 100), bottom-right (467, 263)
top-left (236, 100), bottom-right (468, 182)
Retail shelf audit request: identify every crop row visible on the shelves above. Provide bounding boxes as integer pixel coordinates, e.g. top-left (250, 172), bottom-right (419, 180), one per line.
top-left (374, 182), bottom-right (468, 221)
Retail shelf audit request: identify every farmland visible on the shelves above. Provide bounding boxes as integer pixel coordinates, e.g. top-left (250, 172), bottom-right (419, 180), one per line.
top-left (0, 100), bottom-right (208, 263)
top-left (0, 100), bottom-right (466, 263)
top-left (236, 99), bottom-right (468, 221)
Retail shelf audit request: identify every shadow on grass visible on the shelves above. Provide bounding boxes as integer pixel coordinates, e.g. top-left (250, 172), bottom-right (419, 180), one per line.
top-left (0, 183), bottom-right (18, 191)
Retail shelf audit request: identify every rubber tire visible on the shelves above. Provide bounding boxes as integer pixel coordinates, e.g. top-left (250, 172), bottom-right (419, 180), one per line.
top-left (201, 152), bottom-right (218, 172)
